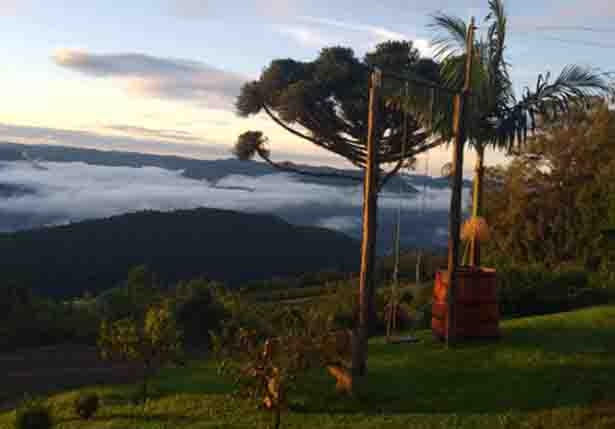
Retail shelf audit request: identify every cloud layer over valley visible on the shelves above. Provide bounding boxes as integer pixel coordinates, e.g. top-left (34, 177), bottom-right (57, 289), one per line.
top-left (0, 160), bottom-right (462, 251)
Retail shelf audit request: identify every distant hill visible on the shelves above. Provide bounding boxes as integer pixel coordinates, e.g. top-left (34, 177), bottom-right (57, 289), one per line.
top-left (0, 142), bottom-right (423, 192)
top-left (0, 208), bottom-right (360, 298)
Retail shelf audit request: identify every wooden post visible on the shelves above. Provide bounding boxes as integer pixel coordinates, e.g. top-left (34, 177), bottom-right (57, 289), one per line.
top-left (446, 18), bottom-right (475, 347)
top-left (469, 146), bottom-right (485, 267)
top-left (353, 68), bottom-right (381, 376)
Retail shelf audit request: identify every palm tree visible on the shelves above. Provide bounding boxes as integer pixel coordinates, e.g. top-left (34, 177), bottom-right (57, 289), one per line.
top-left (427, 0), bottom-right (611, 266)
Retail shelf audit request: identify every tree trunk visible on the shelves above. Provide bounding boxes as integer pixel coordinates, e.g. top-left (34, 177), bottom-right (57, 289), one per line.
top-left (142, 363), bottom-right (150, 403)
top-left (469, 146), bottom-right (485, 267)
top-left (446, 18), bottom-right (475, 348)
top-left (272, 404), bottom-right (281, 429)
top-left (353, 70), bottom-right (381, 378)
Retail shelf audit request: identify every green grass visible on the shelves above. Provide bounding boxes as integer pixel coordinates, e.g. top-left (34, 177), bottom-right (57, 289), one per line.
top-left (3, 306), bottom-right (615, 428)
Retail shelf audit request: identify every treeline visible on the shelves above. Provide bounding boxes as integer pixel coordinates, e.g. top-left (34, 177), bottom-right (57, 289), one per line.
top-left (483, 103), bottom-right (615, 274)
top-left (477, 103), bottom-right (615, 311)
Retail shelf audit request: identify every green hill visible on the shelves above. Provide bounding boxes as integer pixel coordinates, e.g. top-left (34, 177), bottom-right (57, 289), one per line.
top-left (0, 208), bottom-right (359, 298)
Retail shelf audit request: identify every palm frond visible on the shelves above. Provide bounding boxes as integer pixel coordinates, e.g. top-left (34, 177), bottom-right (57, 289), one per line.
top-left (429, 13), bottom-right (468, 60)
top-left (492, 65), bottom-right (611, 150)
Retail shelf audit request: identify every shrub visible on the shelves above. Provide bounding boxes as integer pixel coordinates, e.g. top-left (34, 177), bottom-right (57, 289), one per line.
top-left (171, 279), bottom-right (226, 348)
top-left (98, 302), bottom-right (183, 402)
top-left (212, 311), bottom-right (352, 429)
top-left (497, 266), bottom-right (609, 317)
top-left (14, 399), bottom-right (52, 429)
top-left (74, 393), bottom-right (99, 420)
top-left (0, 288), bottom-right (100, 352)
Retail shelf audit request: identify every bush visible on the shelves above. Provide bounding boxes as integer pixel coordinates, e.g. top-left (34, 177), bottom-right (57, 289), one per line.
top-left (14, 399), bottom-right (52, 429)
top-left (497, 266), bottom-right (609, 317)
top-left (171, 279), bottom-right (226, 348)
top-left (98, 302), bottom-right (183, 402)
top-left (0, 287), bottom-right (100, 352)
top-left (74, 393), bottom-right (99, 420)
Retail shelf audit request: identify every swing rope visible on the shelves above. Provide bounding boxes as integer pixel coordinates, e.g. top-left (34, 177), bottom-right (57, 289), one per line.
top-left (386, 84), bottom-right (433, 343)
top-left (386, 83), bottom-right (409, 342)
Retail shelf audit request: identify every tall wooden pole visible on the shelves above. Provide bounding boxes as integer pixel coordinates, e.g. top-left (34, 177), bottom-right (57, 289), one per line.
top-left (353, 68), bottom-right (381, 377)
top-left (469, 145), bottom-right (485, 267)
top-left (446, 18), bottom-right (475, 347)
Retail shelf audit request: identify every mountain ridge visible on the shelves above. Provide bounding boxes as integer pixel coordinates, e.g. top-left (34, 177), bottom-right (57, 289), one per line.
top-left (0, 141), bottom-right (469, 190)
top-left (0, 207), bottom-right (360, 298)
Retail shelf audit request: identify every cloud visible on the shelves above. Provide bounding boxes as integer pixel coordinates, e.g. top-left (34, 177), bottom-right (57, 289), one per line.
top-left (0, 122), bottom-right (230, 160)
top-left (299, 16), bottom-right (433, 56)
top-left (301, 16), bottom-right (406, 41)
top-left (317, 216), bottom-right (360, 231)
top-left (53, 50), bottom-right (247, 110)
top-left (277, 26), bottom-right (331, 48)
top-left (0, 161), bottom-right (463, 249)
top-left (0, 161), bottom-right (357, 222)
top-left (104, 125), bottom-right (200, 143)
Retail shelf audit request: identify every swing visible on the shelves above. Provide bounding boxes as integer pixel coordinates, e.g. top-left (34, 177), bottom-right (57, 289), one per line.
top-left (385, 85), bottom-right (434, 345)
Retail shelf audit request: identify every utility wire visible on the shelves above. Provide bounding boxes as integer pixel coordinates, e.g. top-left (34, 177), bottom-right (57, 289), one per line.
top-left (512, 25), bottom-right (615, 34)
top-left (527, 35), bottom-right (615, 49)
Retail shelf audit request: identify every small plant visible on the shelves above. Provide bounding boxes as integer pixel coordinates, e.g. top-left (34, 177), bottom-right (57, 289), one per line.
top-left (212, 309), bottom-right (353, 429)
top-left (14, 397), bottom-right (52, 429)
top-left (98, 302), bottom-right (183, 402)
top-left (461, 216), bottom-right (490, 267)
top-left (74, 393), bottom-right (99, 419)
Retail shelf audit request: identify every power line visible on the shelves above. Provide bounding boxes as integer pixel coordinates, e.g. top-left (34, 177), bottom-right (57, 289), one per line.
top-left (476, 24), bottom-right (615, 49)
top-left (515, 25), bottom-right (615, 34)
top-left (528, 35), bottom-right (615, 49)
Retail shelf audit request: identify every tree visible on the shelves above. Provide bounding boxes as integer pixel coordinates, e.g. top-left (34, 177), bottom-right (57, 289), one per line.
top-left (235, 41), bottom-right (446, 377)
top-left (482, 102), bottom-right (615, 268)
top-left (211, 310), bottom-right (353, 429)
top-left (428, 0), bottom-right (611, 267)
top-left (98, 303), bottom-right (183, 402)
top-left (126, 265), bottom-right (161, 316)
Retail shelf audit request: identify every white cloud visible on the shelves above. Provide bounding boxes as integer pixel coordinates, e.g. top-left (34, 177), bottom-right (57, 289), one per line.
top-left (299, 15), bottom-right (433, 56)
top-left (53, 50), bottom-right (247, 110)
top-left (0, 123), bottom-right (230, 160)
top-left (0, 162), bottom-right (351, 218)
top-left (317, 216), bottom-right (360, 231)
top-left (277, 26), bottom-right (330, 48)
top-left (103, 125), bottom-right (200, 143)
top-left (0, 161), bottom-right (458, 234)
top-left (301, 16), bottom-right (406, 41)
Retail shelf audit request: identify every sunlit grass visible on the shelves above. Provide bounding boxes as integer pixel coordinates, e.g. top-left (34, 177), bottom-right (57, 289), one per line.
top-left (2, 306), bottom-right (615, 429)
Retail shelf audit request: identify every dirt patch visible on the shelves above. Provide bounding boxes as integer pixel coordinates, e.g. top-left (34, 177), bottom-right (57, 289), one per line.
top-left (0, 344), bottom-right (140, 411)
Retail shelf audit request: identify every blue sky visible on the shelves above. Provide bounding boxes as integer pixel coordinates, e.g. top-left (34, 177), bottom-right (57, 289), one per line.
top-left (1, 0), bottom-right (614, 174)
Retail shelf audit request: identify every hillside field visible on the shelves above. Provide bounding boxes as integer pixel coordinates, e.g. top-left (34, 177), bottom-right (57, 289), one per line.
top-left (2, 306), bottom-right (615, 429)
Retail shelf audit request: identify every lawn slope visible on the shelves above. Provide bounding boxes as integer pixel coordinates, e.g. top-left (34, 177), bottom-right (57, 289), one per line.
top-left (2, 306), bottom-right (615, 428)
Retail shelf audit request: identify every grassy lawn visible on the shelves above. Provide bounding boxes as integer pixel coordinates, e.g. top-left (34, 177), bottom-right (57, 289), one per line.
top-left (2, 306), bottom-right (615, 428)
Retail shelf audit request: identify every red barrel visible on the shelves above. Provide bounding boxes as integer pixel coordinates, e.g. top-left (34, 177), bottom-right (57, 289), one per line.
top-left (432, 268), bottom-right (500, 340)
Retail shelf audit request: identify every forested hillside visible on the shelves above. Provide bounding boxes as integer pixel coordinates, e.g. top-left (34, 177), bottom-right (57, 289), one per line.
top-left (0, 208), bottom-right (360, 297)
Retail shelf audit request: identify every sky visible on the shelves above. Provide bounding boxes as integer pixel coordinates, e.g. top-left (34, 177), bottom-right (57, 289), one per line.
top-left (1, 0), bottom-right (614, 175)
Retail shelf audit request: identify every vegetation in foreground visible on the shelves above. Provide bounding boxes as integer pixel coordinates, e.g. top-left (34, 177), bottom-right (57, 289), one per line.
top-left (2, 305), bottom-right (615, 429)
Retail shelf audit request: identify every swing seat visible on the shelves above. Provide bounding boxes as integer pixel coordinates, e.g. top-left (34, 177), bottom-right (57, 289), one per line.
top-left (387, 335), bottom-right (419, 344)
